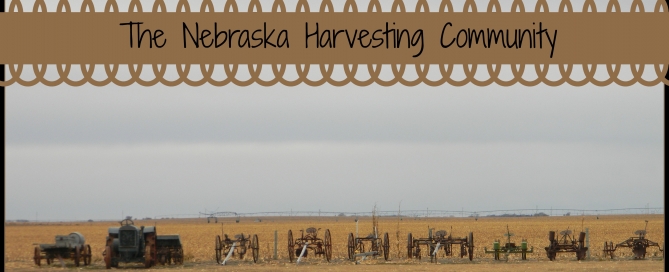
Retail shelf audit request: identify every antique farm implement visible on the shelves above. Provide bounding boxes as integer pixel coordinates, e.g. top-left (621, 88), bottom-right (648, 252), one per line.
top-left (347, 216), bottom-right (390, 261)
top-left (407, 227), bottom-right (474, 262)
top-left (544, 228), bottom-right (587, 260)
top-left (287, 227), bottom-right (332, 263)
top-left (603, 221), bottom-right (664, 259)
top-left (33, 232), bottom-right (92, 267)
top-left (215, 233), bottom-right (259, 264)
top-left (347, 232), bottom-right (390, 261)
top-left (156, 235), bottom-right (184, 265)
top-left (103, 219), bottom-right (183, 269)
top-left (484, 225), bottom-right (533, 260)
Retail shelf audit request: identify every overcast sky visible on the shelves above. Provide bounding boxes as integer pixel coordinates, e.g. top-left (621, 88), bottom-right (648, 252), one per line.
top-left (4, 0), bottom-right (665, 221)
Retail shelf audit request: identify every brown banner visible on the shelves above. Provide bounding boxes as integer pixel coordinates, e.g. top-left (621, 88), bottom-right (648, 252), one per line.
top-left (0, 13), bottom-right (668, 64)
top-left (1, 0), bottom-right (668, 86)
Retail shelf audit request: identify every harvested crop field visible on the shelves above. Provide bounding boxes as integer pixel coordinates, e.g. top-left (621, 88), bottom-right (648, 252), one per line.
top-left (4, 214), bottom-right (664, 271)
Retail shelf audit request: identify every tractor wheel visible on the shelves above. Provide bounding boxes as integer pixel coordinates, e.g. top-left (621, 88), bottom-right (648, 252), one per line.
top-left (33, 247), bottom-right (41, 266)
top-left (383, 232), bottom-right (390, 261)
top-left (251, 234), bottom-right (260, 263)
top-left (287, 230), bottom-right (295, 262)
top-left (324, 229), bottom-right (333, 262)
top-left (104, 246), bottom-right (112, 269)
top-left (74, 245), bottom-right (81, 267)
top-left (407, 233), bottom-right (413, 259)
top-left (145, 244), bottom-right (153, 268)
top-left (468, 232), bottom-right (475, 261)
top-left (347, 233), bottom-right (355, 260)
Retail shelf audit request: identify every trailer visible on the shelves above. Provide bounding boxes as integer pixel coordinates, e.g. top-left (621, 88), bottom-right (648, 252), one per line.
top-left (33, 232), bottom-right (91, 267)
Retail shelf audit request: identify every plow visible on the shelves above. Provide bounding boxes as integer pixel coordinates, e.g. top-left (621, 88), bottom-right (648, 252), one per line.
top-left (407, 227), bottom-right (474, 262)
top-left (603, 221), bottom-right (664, 259)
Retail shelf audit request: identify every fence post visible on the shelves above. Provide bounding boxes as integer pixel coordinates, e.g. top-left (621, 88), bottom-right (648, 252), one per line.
top-left (274, 230), bottom-right (278, 260)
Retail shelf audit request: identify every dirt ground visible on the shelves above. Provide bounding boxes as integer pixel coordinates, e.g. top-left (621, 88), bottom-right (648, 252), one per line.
top-left (4, 258), bottom-right (666, 271)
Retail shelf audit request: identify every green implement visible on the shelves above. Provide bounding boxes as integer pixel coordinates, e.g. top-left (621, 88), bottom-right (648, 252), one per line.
top-left (484, 225), bottom-right (533, 260)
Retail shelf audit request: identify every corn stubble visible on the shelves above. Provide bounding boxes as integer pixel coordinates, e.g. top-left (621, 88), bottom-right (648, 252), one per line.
top-left (4, 214), bottom-right (664, 269)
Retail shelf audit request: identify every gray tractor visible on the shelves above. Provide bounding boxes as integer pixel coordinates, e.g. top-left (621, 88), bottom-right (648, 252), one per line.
top-left (103, 219), bottom-right (182, 269)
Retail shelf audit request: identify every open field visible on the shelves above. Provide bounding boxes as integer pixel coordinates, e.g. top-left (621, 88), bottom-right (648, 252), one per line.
top-left (4, 214), bottom-right (664, 271)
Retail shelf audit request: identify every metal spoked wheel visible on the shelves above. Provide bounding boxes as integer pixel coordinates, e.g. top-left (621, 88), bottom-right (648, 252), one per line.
top-left (347, 233), bottom-right (355, 260)
top-left (104, 245), bottom-right (112, 269)
top-left (33, 246), bottom-right (41, 266)
top-left (288, 230), bottom-right (295, 263)
top-left (84, 245), bottom-right (92, 265)
top-left (468, 232), bottom-right (474, 261)
top-left (383, 232), bottom-right (390, 261)
top-left (251, 234), bottom-right (260, 263)
top-left (407, 233), bottom-right (413, 259)
top-left (215, 235), bottom-right (222, 264)
top-left (74, 245), bottom-right (81, 267)
top-left (324, 229), bottom-right (332, 262)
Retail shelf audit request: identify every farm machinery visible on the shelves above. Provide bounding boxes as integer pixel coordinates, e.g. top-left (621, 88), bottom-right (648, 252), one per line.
top-left (544, 228), bottom-right (588, 260)
top-left (215, 233), bottom-right (260, 264)
top-left (157, 235), bottom-right (184, 265)
top-left (603, 221), bottom-right (664, 259)
top-left (33, 232), bottom-right (92, 267)
top-left (407, 227), bottom-right (474, 262)
top-left (287, 227), bottom-right (332, 262)
top-left (347, 217), bottom-right (390, 261)
top-left (484, 225), bottom-right (533, 260)
top-left (102, 219), bottom-right (183, 269)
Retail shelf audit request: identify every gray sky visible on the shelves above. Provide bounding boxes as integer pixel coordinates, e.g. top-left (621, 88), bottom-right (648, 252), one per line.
top-left (4, 0), bottom-right (665, 221)
top-left (5, 81), bottom-right (664, 221)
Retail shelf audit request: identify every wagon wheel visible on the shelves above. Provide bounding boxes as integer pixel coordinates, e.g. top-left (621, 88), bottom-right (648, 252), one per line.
top-left (383, 232), bottom-right (390, 261)
top-left (104, 245), bottom-right (112, 269)
top-left (215, 235), bottom-right (222, 263)
top-left (287, 230), bottom-right (295, 262)
top-left (251, 234), bottom-right (260, 263)
top-left (347, 233), bottom-right (355, 260)
top-left (468, 232), bottom-right (474, 261)
top-left (74, 245), bottom-right (81, 267)
top-left (33, 246), bottom-right (41, 266)
top-left (84, 245), bottom-right (92, 265)
top-left (407, 233), bottom-right (413, 259)
top-left (324, 229), bottom-right (332, 262)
